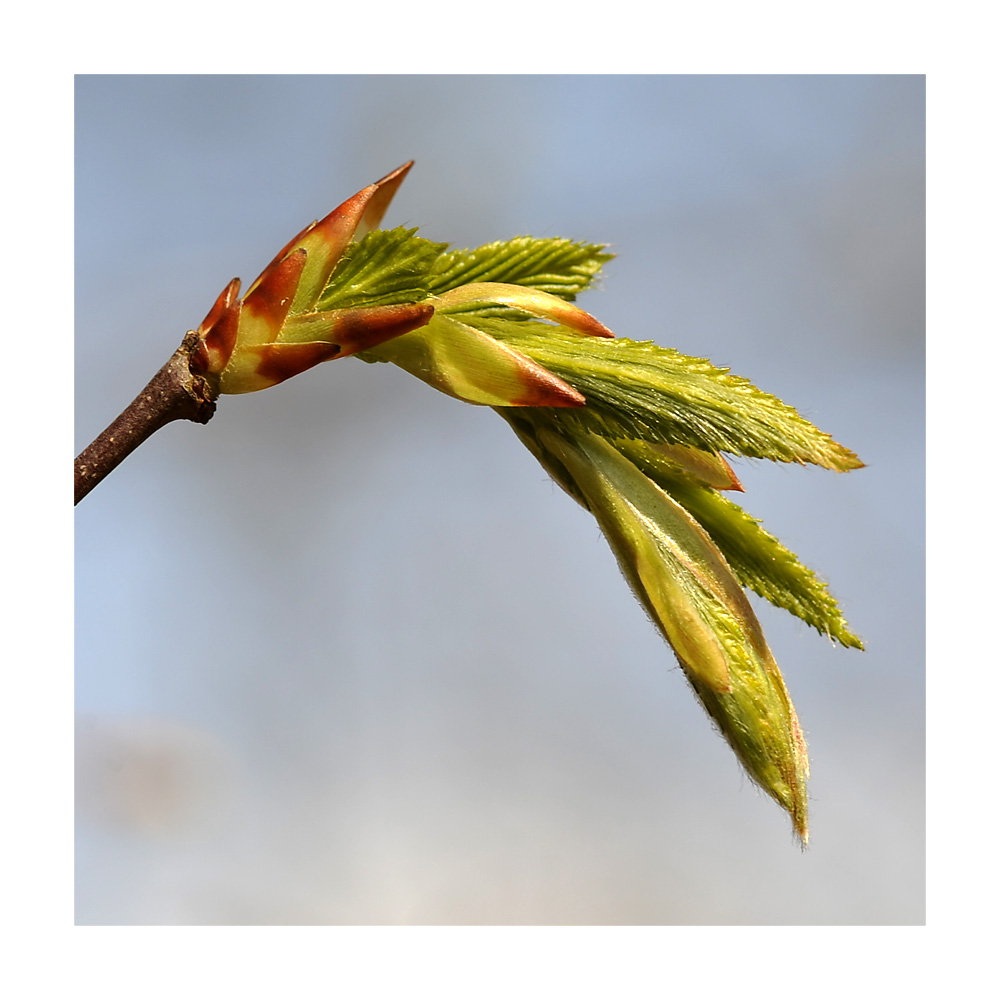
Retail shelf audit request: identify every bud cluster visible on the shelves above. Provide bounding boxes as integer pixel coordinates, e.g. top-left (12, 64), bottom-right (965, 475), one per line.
top-left (190, 163), bottom-right (433, 394)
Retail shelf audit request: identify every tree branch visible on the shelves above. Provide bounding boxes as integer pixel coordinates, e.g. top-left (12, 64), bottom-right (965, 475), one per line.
top-left (74, 332), bottom-right (218, 505)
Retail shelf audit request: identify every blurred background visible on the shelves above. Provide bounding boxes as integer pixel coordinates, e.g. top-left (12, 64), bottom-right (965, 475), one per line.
top-left (75, 75), bottom-right (924, 924)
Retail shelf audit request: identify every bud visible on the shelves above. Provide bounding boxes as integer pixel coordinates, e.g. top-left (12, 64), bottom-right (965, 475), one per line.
top-left (190, 163), bottom-right (433, 394)
top-left (532, 422), bottom-right (810, 842)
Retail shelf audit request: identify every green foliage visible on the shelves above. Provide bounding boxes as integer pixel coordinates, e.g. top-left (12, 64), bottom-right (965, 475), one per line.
top-left (615, 439), bottom-right (864, 648)
top-left (465, 318), bottom-right (863, 471)
top-left (427, 236), bottom-right (613, 300)
top-left (316, 227), bottom-right (448, 311)
top-left (344, 230), bottom-right (862, 653)
top-left (319, 217), bottom-right (862, 841)
top-left (501, 414), bottom-right (811, 837)
top-left (317, 230), bottom-right (614, 314)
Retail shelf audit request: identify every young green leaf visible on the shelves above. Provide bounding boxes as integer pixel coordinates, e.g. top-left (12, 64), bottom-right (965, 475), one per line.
top-left (519, 418), bottom-right (810, 841)
top-left (473, 319), bottom-right (862, 471)
top-left (315, 227), bottom-right (447, 311)
top-left (365, 313), bottom-right (586, 408)
top-left (428, 236), bottom-right (613, 300)
top-left (616, 438), bottom-right (863, 647)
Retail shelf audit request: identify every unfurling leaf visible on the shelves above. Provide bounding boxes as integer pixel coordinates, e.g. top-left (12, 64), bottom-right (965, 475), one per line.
top-left (428, 236), bottom-right (613, 300)
top-left (504, 414), bottom-right (811, 841)
top-left (616, 438), bottom-right (864, 649)
top-left (479, 322), bottom-right (863, 470)
top-left (370, 312), bottom-right (586, 408)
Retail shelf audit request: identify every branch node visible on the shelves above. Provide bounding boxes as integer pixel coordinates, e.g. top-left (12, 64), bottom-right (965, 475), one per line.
top-left (74, 333), bottom-right (219, 505)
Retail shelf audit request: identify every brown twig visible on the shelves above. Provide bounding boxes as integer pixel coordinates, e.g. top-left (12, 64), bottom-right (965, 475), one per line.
top-left (74, 332), bottom-right (218, 505)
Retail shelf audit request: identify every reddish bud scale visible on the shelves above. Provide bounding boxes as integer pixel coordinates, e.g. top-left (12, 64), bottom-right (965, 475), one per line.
top-left (289, 186), bottom-right (376, 313)
top-left (250, 340), bottom-right (346, 388)
top-left (241, 248), bottom-right (307, 337)
top-left (196, 277), bottom-right (241, 338)
top-left (192, 277), bottom-right (241, 375)
top-left (249, 220), bottom-right (319, 294)
top-left (237, 302), bottom-right (436, 393)
top-left (282, 302), bottom-right (436, 357)
top-left (355, 162), bottom-right (414, 237)
top-left (200, 299), bottom-right (242, 376)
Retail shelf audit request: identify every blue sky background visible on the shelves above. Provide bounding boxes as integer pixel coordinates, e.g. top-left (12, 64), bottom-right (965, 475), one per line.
top-left (75, 75), bottom-right (924, 924)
